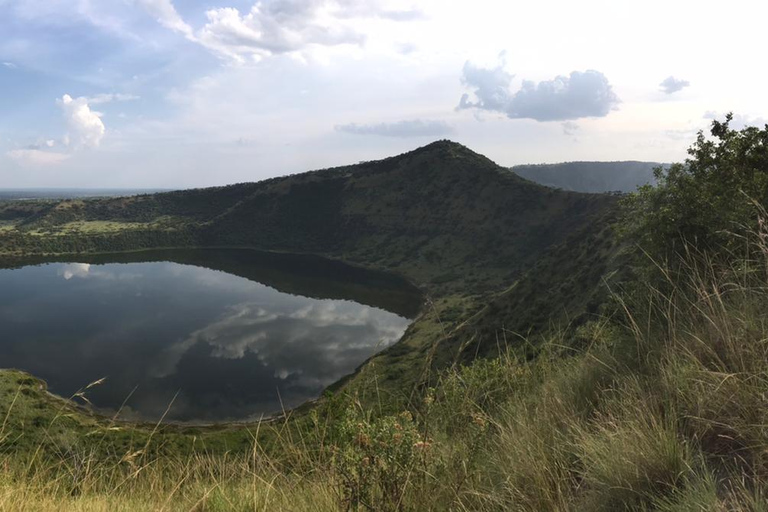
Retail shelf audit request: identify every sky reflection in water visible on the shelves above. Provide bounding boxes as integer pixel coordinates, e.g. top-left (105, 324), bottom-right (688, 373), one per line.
top-left (0, 258), bottom-right (413, 421)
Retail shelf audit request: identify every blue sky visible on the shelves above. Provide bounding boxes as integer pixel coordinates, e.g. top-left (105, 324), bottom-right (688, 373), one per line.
top-left (1, 0), bottom-right (766, 188)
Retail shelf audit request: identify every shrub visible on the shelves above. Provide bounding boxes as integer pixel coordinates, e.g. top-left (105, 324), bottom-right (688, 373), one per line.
top-left (334, 408), bottom-right (427, 511)
top-left (622, 114), bottom-right (768, 268)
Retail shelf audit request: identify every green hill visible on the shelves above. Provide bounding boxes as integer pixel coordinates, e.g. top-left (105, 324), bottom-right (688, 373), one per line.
top-left (2, 141), bottom-right (615, 295)
top-left (512, 160), bottom-right (666, 193)
top-left (0, 140), bottom-right (620, 409)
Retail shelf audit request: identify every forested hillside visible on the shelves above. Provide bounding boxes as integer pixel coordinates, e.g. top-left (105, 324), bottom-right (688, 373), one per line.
top-left (513, 160), bottom-right (664, 193)
top-left (1, 141), bottom-right (615, 295)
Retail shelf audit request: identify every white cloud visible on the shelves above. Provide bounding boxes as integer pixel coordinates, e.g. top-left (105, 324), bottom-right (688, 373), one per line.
top-left (664, 128), bottom-right (700, 141)
top-left (195, 3), bottom-right (365, 63)
top-left (5, 93), bottom-right (130, 170)
top-left (2, 62), bottom-right (17, 69)
top-left (136, 0), bottom-right (421, 63)
top-left (23, 138), bottom-right (59, 150)
top-left (7, 0), bottom-right (138, 40)
top-left (6, 149), bottom-right (71, 167)
top-left (58, 94), bottom-right (106, 148)
top-left (659, 76), bottom-right (690, 94)
top-left (395, 42), bottom-right (417, 55)
top-left (458, 59), bottom-right (620, 122)
top-left (334, 0), bottom-right (425, 20)
top-left (60, 263), bottom-right (92, 280)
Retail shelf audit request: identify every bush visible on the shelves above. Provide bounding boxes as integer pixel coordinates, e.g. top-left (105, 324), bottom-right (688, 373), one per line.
top-left (334, 408), bottom-right (427, 511)
top-left (622, 114), bottom-right (768, 267)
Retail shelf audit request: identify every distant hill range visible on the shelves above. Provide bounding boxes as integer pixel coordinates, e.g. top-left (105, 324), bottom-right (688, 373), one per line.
top-left (512, 161), bottom-right (667, 193)
top-left (0, 188), bottom-right (171, 201)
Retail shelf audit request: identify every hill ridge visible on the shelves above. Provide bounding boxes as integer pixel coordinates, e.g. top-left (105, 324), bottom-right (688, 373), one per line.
top-left (1, 142), bottom-right (615, 293)
top-left (512, 160), bottom-right (666, 193)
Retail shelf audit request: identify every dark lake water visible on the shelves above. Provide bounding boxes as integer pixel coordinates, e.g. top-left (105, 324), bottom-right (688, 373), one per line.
top-left (0, 249), bottom-right (421, 422)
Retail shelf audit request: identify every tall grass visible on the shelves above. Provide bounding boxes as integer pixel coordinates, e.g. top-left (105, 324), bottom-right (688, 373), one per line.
top-left (0, 452), bottom-right (339, 511)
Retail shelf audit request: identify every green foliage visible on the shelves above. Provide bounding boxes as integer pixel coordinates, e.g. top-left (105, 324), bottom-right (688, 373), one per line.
top-left (432, 356), bottom-right (528, 437)
top-left (334, 409), bottom-right (425, 511)
top-left (622, 114), bottom-right (768, 264)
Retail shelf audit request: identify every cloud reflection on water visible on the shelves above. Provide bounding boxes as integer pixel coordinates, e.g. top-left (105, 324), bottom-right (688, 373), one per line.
top-left (60, 262), bottom-right (91, 280)
top-left (152, 300), bottom-right (406, 390)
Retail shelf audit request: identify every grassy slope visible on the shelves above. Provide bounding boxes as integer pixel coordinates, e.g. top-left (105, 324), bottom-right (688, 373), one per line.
top-left (3, 251), bottom-right (766, 510)
top-left (339, 204), bottom-right (627, 412)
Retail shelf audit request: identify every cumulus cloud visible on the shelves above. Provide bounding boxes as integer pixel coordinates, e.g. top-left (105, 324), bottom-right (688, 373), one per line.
top-left (57, 94), bottom-right (106, 148)
top-left (22, 138), bottom-right (58, 150)
top-left (6, 149), bottom-right (70, 167)
top-left (137, 0), bottom-right (421, 62)
top-left (659, 76), bottom-right (690, 94)
top-left (5, 93), bottom-right (122, 167)
top-left (335, 119), bottom-right (453, 137)
top-left (195, 3), bottom-right (365, 62)
top-left (375, 9), bottom-right (422, 21)
top-left (458, 60), bottom-right (620, 122)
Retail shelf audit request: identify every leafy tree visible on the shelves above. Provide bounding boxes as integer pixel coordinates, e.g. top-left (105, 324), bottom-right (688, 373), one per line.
top-left (622, 113), bottom-right (768, 264)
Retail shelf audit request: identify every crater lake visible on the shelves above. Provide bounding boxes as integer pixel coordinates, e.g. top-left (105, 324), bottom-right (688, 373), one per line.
top-left (0, 249), bottom-right (422, 422)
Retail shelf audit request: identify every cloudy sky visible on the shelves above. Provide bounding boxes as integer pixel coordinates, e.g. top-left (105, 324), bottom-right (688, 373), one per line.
top-left (1, 0), bottom-right (766, 188)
